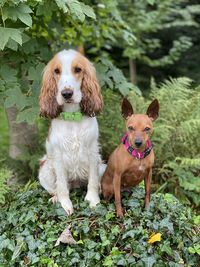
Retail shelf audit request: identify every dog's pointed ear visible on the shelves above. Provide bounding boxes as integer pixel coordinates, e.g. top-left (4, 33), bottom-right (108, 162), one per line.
top-left (146, 99), bottom-right (159, 121)
top-left (121, 98), bottom-right (134, 119)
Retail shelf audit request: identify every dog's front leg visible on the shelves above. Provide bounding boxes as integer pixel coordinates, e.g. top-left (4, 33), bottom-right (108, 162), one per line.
top-left (85, 153), bottom-right (100, 208)
top-left (113, 172), bottom-right (124, 217)
top-left (54, 159), bottom-right (73, 215)
top-left (144, 168), bottom-right (152, 208)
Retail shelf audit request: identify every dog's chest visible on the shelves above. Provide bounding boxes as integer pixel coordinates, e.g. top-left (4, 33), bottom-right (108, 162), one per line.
top-left (50, 117), bottom-right (98, 148)
top-left (48, 117), bottom-right (99, 178)
top-left (122, 160), bottom-right (149, 187)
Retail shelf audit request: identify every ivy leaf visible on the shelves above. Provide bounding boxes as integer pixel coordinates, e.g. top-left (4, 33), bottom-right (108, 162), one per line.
top-left (0, 27), bottom-right (22, 50)
top-left (141, 256), bottom-right (156, 267)
top-left (11, 239), bottom-right (26, 261)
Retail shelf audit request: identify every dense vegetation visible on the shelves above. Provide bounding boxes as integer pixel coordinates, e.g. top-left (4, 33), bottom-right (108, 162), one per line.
top-left (0, 186), bottom-right (199, 266)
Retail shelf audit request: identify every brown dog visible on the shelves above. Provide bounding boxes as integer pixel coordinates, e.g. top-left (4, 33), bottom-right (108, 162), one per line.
top-left (101, 98), bottom-right (159, 217)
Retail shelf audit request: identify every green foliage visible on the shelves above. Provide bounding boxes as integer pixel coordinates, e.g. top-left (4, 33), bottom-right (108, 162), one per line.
top-left (0, 168), bottom-right (12, 204)
top-left (96, 58), bottom-right (140, 96)
top-left (98, 90), bottom-right (124, 159)
top-left (0, 186), bottom-right (199, 266)
top-left (120, 0), bottom-right (200, 67)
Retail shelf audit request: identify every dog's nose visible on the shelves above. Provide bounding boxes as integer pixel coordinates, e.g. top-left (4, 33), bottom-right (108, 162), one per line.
top-left (135, 139), bottom-right (142, 147)
top-left (61, 89), bottom-right (73, 100)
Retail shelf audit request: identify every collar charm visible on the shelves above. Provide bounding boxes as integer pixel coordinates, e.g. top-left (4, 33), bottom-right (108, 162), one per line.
top-left (60, 111), bottom-right (83, 121)
top-left (121, 133), bottom-right (153, 160)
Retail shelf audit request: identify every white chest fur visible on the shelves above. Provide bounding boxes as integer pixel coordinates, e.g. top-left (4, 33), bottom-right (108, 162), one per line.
top-left (46, 116), bottom-right (99, 180)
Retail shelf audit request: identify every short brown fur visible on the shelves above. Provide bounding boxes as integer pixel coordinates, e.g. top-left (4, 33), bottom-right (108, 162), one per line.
top-left (101, 98), bottom-right (159, 217)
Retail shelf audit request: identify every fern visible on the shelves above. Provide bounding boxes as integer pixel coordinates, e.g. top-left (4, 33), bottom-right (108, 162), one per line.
top-left (0, 168), bottom-right (12, 204)
top-left (128, 77), bottom-right (200, 206)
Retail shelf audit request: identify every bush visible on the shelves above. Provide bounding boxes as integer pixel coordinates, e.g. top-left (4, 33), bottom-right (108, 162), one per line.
top-left (0, 185), bottom-right (199, 266)
top-left (98, 90), bottom-right (124, 159)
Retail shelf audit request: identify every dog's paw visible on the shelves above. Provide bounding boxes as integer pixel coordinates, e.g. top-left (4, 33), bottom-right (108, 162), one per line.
top-left (49, 195), bottom-right (58, 204)
top-left (117, 208), bottom-right (124, 218)
top-left (60, 199), bottom-right (74, 215)
top-left (85, 191), bottom-right (100, 208)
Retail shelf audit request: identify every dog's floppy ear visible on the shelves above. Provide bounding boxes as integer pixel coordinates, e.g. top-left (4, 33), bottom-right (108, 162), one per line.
top-left (146, 99), bottom-right (159, 121)
top-left (121, 98), bottom-right (134, 119)
top-left (80, 61), bottom-right (103, 117)
top-left (39, 62), bottom-right (62, 119)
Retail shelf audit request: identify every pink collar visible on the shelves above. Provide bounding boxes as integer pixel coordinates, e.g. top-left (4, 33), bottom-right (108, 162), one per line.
top-left (121, 133), bottom-right (153, 160)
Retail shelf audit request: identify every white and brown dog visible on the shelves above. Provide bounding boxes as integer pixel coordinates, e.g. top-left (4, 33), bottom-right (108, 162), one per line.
top-left (38, 49), bottom-right (105, 215)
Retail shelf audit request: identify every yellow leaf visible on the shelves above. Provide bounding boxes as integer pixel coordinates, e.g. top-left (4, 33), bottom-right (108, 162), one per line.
top-left (148, 233), bottom-right (162, 244)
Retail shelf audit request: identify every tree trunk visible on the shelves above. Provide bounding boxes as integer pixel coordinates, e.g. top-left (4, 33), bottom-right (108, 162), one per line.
top-left (6, 107), bottom-right (38, 159)
top-left (129, 58), bottom-right (137, 85)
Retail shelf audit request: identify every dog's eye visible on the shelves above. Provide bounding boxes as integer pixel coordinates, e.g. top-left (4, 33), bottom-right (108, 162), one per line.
top-left (54, 68), bottom-right (60, 75)
top-left (128, 126), bottom-right (134, 131)
top-left (74, 67), bottom-right (82, 73)
top-left (144, 127), bottom-right (150, 132)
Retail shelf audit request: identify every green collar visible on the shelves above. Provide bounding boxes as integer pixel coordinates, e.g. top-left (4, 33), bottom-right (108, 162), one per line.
top-left (59, 111), bottom-right (83, 121)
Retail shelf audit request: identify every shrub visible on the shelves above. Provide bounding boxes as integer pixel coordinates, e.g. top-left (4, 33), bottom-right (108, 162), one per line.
top-left (0, 185), bottom-right (199, 266)
top-left (98, 90), bottom-right (124, 159)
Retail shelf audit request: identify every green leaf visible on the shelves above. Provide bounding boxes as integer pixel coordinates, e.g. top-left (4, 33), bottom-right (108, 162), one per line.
top-left (142, 256), bottom-right (156, 267)
top-left (147, 0), bottom-right (156, 5)
top-left (16, 107), bottom-right (39, 124)
top-left (4, 87), bottom-right (27, 110)
top-left (18, 12), bottom-right (32, 27)
top-left (80, 3), bottom-right (96, 19)
top-left (103, 256), bottom-right (113, 266)
top-left (11, 239), bottom-right (25, 261)
top-left (0, 27), bottom-right (22, 50)
top-left (69, 1), bottom-right (85, 22)
top-left (2, 4), bottom-right (32, 27)
top-left (0, 65), bottom-right (18, 82)
top-left (28, 63), bottom-right (45, 81)
top-left (55, 0), bottom-right (69, 13)
top-left (188, 244), bottom-right (200, 255)
top-left (6, 39), bottom-right (18, 51)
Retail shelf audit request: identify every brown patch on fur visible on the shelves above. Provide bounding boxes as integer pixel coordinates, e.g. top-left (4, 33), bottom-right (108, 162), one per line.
top-left (39, 55), bottom-right (62, 119)
top-left (39, 159), bottom-right (46, 168)
top-left (72, 53), bottom-right (103, 117)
